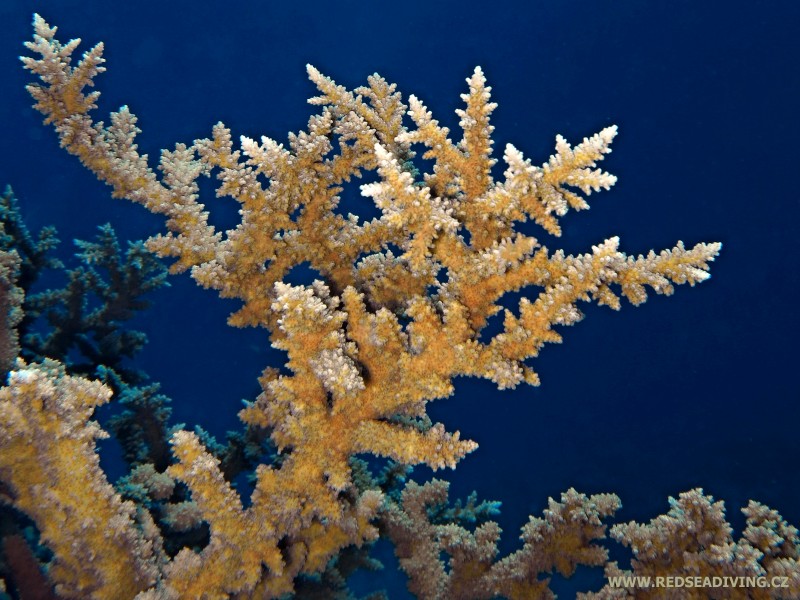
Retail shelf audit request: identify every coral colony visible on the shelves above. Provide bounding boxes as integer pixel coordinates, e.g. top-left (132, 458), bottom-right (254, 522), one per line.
top-left (0, 13), bottom-right (797, 599)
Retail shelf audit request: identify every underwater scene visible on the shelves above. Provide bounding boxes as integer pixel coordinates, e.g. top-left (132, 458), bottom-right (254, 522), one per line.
top-left (0, 0), bottom-right (797, 598)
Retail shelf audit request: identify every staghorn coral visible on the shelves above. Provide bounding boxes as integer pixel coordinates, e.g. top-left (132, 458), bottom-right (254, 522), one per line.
top-left (0, 188), bottom-right (176, 597)
top-left (381, 480), bottom-right (620, 600)
top-left (0, 361), bottom-right (161, 598)
top-left (581, 489), bottom-right (800, 599)
top-left (0, 186), bottom-right (61, 293)
top-left (11, 12), bottom-right (796, 599)
top-left (0, 248), bottom-right (22, 380)
top-left (0, 186), bottom-right (168, 384)
top-left (22, 223), bottom-right (167, 382)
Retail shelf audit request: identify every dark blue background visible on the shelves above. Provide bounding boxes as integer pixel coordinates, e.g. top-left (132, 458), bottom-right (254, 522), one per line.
top-left (1, 1), bottom-right (798, 596)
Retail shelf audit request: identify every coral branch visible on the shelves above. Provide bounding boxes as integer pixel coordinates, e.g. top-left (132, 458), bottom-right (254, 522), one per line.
top-left (382, 480), bottom-right (620, 599)
top-left (583, 490), bottom-right (800, 599)
top-left (0, 362), bottom-right (157, 598)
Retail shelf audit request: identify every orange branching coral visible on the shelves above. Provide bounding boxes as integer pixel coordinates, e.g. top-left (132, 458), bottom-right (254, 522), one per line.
top-left (382, 480), bottom-right (620, 599)
top-left (14, 13), bottom-right (727, 598)
top-left (0, 247), bottom-right (22, 377)
top-left (582, 489), bottom-right (800, 599)
top-left (0, 361), bottom-right (160, 598)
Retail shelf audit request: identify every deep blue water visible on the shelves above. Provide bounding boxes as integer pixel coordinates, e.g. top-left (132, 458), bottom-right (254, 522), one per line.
top-left (1, 1), bottom-right (798, 597)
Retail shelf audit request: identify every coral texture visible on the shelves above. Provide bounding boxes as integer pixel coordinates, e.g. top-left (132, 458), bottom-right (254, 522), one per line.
top-left (11, 13), bottom-right (798, 600)
top-left (582, 490), bottom-right (800, 599)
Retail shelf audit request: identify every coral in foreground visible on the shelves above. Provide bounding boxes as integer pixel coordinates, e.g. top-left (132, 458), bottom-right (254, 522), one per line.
top-left (0, 362), bottom-right (161, 597)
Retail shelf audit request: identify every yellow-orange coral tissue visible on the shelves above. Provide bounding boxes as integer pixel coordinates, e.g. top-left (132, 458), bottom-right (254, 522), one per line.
top-left (2, 13), bottom-right (727, 599)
